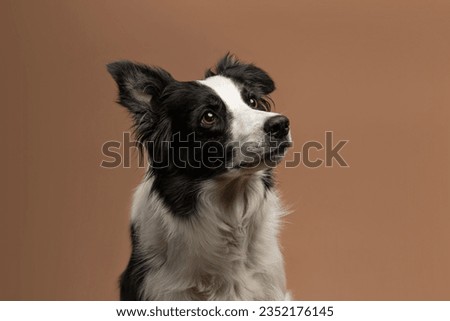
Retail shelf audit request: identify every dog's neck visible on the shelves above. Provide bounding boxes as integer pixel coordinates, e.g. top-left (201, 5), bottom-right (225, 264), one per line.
top-left (149, 167), bottom-right (273, 218)
top-left (130, 170), bottom-right (286, 300)
top-left (197, 170), bottom-right (268, 225)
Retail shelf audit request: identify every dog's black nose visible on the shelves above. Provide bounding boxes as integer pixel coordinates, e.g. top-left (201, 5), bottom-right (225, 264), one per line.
top-left (264, 115), bottom-right (290, 139)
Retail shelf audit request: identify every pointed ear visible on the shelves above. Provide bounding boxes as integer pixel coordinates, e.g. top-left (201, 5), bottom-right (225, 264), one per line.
top-left (205, 53), bottom-right (241, 78)
top-left (205, 53), bottom-right (275, 95)
top-left (107, 61), bottom-right (174, 116)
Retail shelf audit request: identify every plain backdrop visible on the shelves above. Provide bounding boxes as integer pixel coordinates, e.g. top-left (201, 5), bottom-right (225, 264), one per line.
top-left (1, 0), bottom-right (449, 300)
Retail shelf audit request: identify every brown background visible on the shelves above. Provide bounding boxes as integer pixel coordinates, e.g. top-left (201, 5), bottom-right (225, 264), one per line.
top-left (1, 0), bottom-right (449, 300)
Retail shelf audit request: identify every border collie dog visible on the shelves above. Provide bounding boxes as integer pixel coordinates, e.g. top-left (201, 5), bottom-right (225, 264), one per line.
top-left (107, 54), bottom-right (292, 300)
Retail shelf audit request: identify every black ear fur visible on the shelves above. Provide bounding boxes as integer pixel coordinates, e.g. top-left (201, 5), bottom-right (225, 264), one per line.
top-left (205, 53), bottom-right (275, 95)
top-left (107, 61), bottom-right (174, 161)
top-left (107, 61), bottom-right (174, 117)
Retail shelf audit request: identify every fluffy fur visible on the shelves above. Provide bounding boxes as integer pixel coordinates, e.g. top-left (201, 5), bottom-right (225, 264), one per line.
top-left (107, 54), bottom-right (292, 300)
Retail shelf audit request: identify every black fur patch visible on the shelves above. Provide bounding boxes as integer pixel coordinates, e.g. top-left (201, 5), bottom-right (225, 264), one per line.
top-left (205, 53), bottom-right (275, 96)
top-left (119, 224), bottom-right (148, 300)
top-left (262, 169), bottom-right (275, 192)
top-left (147, 81), bottom-right (234, 216)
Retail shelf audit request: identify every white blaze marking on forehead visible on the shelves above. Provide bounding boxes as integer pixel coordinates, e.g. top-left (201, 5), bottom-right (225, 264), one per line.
top-left (198, 75), bottom-right (278, 142)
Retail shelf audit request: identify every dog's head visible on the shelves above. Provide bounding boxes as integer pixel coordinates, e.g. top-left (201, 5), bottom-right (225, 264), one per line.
top-left (107, 54), bottom-right (291, 178)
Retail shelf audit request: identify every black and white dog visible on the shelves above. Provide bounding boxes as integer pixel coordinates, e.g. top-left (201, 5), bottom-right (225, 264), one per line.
top-left (107, 54), bottom-right (292, 300)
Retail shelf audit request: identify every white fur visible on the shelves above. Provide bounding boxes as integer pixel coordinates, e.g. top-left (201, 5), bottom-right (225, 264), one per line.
top-left (131, 171), bottom-right (290, 300)
top-left (198, 76), bottom-right (289, 166)
top-left (198, 76), bottom-right (279, 143)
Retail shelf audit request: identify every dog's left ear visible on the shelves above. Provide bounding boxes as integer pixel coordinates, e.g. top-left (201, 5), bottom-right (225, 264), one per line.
top-left (205, 53), bottom-right (275, 95)
top-left (107, 61), bottom-right (174, 117)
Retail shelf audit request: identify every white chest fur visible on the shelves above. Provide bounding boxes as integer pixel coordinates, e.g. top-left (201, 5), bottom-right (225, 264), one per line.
top-left (130, 172), bottom-right (289, 300)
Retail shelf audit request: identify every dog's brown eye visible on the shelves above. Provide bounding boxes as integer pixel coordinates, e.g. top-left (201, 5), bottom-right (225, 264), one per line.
top-left (200, 111), bottom-right (217, 128)
top-left (249, 97), bottom-right (258, 108)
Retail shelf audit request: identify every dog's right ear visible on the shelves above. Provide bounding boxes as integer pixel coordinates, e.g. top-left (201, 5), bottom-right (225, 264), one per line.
top-left (107, 61), bottom-right (174, 116)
